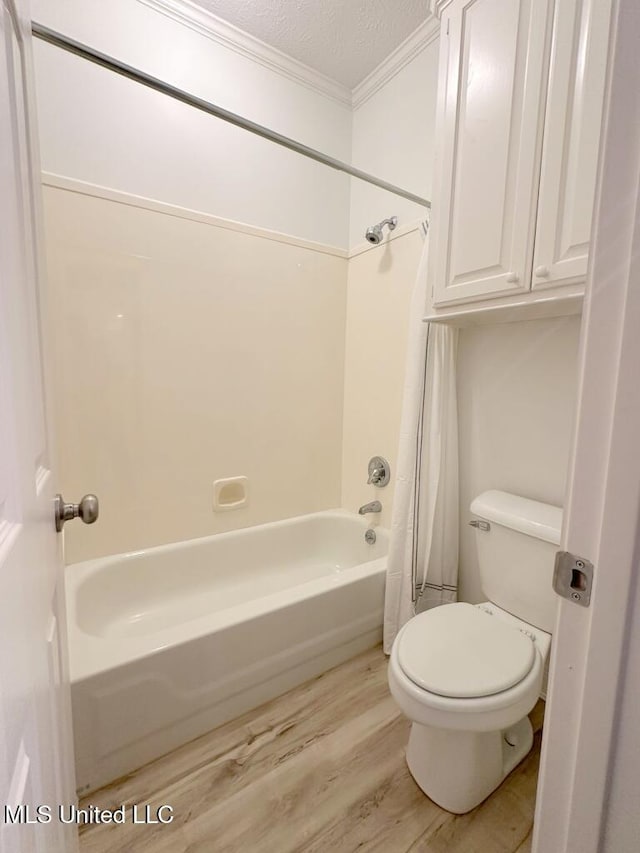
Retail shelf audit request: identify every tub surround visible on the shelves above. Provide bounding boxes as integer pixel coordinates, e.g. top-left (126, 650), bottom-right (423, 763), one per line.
top-left (45, 184), bottom-right (347, 564)
top-left (45, 177), bottom-right (431, 565)
top-left (341, 228), bottom-right (424, 531)
top-left (67, 511), bottom-right (387, 793)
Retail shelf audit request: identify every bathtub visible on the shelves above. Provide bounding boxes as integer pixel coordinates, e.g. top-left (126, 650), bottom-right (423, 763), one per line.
top-left (65, 510), bottom-right (388, 794)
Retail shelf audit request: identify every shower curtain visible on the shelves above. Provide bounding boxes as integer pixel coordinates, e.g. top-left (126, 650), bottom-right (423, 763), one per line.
top-left (383, 235), bottom-right (459, 654)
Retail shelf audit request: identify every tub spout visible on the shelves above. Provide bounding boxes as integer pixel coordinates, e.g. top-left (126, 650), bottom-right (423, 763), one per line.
top-left (358, 501), bottom-right (382, 515)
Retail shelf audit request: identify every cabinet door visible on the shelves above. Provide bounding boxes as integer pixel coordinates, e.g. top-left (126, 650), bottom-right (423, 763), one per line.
top-left (532, 0), bottom-right (612, 290)
top-left (430, 0), bottom-right (551, 306)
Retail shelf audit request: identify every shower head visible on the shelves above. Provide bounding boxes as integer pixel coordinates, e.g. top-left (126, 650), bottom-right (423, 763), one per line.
top-left (365, 216), bottom-right (398, 245)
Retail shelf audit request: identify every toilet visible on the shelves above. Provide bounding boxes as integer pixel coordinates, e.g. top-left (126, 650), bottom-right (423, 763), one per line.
top-left (388, 489), bottom-right (562, 814)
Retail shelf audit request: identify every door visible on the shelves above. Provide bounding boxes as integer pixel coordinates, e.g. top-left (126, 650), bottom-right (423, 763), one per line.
top-left (0, 1), bottom-right (77, 852)
top-left (532, 0), bottom-right (640, 848)
top-left (532, 0), bottom-right (613, 291)
top-left (429, 0), bottom-right (551, 306)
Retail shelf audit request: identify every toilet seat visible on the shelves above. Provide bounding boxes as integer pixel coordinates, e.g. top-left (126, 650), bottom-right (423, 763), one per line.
top-left (397, 603), bottom-right (536, 699)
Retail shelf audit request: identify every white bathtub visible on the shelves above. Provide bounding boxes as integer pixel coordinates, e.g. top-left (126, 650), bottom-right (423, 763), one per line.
top-left (65, 510), bottom-right (387, 794)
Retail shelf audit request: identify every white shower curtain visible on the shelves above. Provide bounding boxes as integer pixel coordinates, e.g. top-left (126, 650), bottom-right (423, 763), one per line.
top-left (383, 235), bottom-right (459, 654)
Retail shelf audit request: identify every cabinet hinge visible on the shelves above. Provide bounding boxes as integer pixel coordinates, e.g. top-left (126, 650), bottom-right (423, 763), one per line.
top-left (553, 551), bottom-right (594, 607)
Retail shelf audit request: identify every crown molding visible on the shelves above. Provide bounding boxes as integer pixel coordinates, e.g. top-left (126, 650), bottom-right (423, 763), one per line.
top-left (136, 0), bottom-right (352, 108)
top-left (351, 16), bottom-right (440, 110)
top-left (430, 0), bottom-right (456, 19)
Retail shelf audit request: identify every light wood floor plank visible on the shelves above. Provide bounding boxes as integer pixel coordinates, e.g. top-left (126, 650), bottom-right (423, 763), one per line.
top-left (83, 646), bottom-right (389, 815)
top-left (78, 645), bottom-right (543, 853)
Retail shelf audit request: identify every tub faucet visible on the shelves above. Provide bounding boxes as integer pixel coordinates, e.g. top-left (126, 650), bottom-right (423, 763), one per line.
top-left (359, 500), bottom-right (382, 515)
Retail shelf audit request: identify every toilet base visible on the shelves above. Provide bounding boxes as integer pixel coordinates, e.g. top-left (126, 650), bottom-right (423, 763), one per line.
top-left (406, 715), bottom-right (534, 814)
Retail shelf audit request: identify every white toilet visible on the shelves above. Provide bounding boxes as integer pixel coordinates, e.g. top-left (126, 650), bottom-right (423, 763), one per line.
top-left (388, 489), bottom-right (562, 814)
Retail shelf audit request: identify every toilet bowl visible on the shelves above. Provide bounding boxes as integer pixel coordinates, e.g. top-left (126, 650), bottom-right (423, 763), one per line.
top-left (388, 602), bottom-right (551, 813)
top-left (388, 490), bottom-right (561, 814)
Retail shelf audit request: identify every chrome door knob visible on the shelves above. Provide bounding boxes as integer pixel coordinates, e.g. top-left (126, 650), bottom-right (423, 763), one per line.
top-left (55, 493), bottom-right (99, 532)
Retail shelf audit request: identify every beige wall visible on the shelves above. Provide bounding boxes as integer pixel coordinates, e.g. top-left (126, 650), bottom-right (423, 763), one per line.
top-left (456, 316), bottom-right (582, 602)
top-left (44, 185), bottom-right (347, 564)
top-left (341, 229), bottom-right (424, 528)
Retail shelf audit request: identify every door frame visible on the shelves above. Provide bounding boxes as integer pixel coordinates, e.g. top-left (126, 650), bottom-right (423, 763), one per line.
top-left (533, 0), bottom-right (640, 848)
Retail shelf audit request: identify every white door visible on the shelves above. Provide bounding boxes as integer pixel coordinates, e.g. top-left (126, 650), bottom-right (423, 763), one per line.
top-left (533, 0), bottom-right (640, 849)
top-left (0, 2), bottom-right (77, 852)
top-left (429, 0), bottom-right (551, 306)
top-left (532, 0), bottom-right (613, 292)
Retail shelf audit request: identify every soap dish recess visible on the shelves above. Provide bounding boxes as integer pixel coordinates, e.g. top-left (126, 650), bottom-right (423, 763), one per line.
top-left (213, 477), bottom-right (249, 512)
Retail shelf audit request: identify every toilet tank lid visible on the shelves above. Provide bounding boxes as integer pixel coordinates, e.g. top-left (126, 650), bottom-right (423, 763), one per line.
top-left (470, 490), bottom-right (562, 545)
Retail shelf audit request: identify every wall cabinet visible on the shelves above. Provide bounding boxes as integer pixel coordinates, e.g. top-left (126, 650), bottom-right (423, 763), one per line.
top-left (428, 0), bottom-right (612, 310)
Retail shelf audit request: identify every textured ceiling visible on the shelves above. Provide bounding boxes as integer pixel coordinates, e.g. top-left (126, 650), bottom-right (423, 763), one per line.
top-left (192, 0), bottom-right (431, 89)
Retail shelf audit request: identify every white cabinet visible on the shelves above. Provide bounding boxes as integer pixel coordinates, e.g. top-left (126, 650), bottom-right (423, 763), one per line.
top-left (532, 0), bottom-right (612, 291)
top-left (429, 0), bottom-right (551, 306)
top-left (429, 0), bottom-right (612, 310)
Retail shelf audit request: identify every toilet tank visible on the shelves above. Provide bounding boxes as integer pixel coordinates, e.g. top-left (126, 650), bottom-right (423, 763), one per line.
top-left (470, 490), bottom-right (563, 633)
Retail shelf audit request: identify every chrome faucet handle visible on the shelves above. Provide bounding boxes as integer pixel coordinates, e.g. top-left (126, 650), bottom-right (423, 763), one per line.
top-left (367, 456), bottom-right (390, 487)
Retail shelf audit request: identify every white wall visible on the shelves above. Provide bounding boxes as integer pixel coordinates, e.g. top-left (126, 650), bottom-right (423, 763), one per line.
top-left (456, 316), bottom-right (582, 602)
top-left (31, 0), bottom-right (352, 248)
top-left (349, 43), bottom-right (439, 247)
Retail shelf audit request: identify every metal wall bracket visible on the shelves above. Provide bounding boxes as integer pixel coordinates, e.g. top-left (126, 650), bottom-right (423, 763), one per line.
top-left (553, 551), bottom-right (594, 607)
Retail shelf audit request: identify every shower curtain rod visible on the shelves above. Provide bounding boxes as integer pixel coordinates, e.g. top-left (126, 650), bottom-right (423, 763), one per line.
top-left (32, 23), bottom-right (431, 209)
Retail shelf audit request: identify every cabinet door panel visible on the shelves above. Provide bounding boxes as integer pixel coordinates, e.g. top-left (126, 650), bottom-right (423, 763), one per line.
top-left (430, 0), bottom-right (551, 305)
top-left (532, 0), bottom-right (612, 290)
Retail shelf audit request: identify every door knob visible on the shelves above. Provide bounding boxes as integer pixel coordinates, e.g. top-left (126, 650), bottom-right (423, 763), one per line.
top-left (55, 493), bottom-right (99, 532)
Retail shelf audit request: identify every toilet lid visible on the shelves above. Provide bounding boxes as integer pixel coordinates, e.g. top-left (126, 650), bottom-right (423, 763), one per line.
top-left (397, 603), bottom-right (536, 699)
